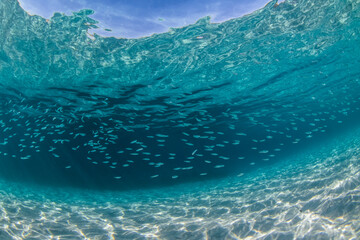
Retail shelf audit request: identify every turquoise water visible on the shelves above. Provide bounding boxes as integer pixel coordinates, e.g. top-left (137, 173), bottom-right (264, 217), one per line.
top-left (0, 0), bottom-right (360, 238)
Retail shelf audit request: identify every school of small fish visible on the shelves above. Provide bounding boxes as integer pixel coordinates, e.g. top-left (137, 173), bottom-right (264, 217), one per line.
top-left (0, 88), bottom-right (357, 185)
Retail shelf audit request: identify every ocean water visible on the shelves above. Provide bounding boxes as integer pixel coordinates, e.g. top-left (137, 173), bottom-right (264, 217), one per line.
top-left (0, 0), bottom-right (360, 239)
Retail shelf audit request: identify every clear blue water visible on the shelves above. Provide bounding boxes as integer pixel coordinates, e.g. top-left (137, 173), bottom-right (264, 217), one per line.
top-left (0, 0), bottom-right (359, 238)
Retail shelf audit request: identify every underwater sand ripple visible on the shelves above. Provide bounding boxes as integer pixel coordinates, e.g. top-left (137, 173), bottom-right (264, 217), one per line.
top-left (0, 135), bottom-right (359, 239)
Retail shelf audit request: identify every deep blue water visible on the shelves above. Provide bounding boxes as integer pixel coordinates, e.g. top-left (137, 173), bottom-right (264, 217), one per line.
top-left (0, 0), bottom-right (360, 238)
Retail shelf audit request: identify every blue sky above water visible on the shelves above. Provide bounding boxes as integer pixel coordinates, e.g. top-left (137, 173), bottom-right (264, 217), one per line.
top-left (18, 0), bottom-right (273, 38)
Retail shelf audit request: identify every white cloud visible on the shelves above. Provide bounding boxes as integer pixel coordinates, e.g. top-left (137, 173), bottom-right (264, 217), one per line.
top-left (18, 0), bottom-right (272, 38)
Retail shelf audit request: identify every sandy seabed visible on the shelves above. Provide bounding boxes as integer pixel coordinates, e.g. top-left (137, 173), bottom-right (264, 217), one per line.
top-left (0, 129), bottom-right (359, 240)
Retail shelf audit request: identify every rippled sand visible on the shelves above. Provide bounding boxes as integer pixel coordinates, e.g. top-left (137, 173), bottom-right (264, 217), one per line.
top-left (0, 132), bottom-right (359, 240)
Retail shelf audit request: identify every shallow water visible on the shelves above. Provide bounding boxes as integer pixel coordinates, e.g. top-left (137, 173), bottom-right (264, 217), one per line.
top-left (1, 125), bottom-right (360, 239)
top-left (0, 0), bottom-right (360, 239)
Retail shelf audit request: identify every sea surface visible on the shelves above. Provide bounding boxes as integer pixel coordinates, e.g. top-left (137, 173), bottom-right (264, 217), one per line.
top-left (0, 0), bottom-right (360, 239)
